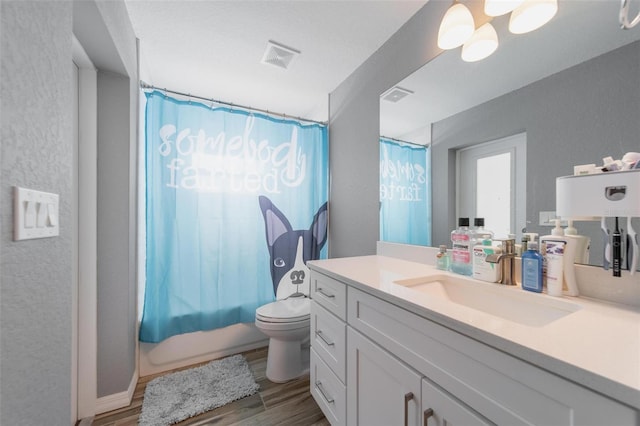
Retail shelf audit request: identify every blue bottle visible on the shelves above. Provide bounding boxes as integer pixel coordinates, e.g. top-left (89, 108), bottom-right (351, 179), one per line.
top-left (521, 242), bottom-right (543, 292)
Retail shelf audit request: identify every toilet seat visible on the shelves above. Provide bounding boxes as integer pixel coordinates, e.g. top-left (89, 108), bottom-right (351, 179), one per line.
top-left (256, 297), bottom-right (310, 323)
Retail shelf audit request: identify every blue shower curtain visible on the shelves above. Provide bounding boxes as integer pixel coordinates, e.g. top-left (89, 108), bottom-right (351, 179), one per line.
top-left (380, 138), bottom-right (431, 246)
top-left (140, 91), bottom-right (328, 343)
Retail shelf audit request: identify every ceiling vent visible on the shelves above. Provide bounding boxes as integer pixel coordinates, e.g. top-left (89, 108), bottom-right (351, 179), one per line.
top-left (261, 40), bottom-right (300, 70)
top-left (381, 86), bottom-right (414, 103)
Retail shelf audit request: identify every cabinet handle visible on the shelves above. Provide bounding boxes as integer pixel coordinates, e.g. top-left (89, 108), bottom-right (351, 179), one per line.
top-left (404, 392), bottom-right (414, 426)
top-left (423, 408), bottom-right (434, 426)
top-left (316, 329), bottom-right (335, 346)
top-left (315, 380), bottom-right (334, 404)
top-left (317, 287), bottom-right (335, 298)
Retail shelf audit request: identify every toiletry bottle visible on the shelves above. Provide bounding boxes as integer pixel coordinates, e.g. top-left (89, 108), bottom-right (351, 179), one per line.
top-left (543, 239), bottom-right (565, 296)
top-left (436, 245), bottom-right (451, 271)
top-left (540, 233), bottom-right (579, 297)
top-left (521, 242), bottom-right (543, 293)
top-left (564, 219), bottom-right (590, 264)
top-left (451, 218), bottom-right (473, 276)
top-left (473, 218), bottom-right (493, 242)
top-left (520, 235), bottom-right (530, 256)
top-left (473, 239), bottom-right (501, 282)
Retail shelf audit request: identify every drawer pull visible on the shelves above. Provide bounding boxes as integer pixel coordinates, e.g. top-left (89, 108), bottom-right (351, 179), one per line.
top-left (317, 287), bottom-right (335, 298)
top-left (316, 329), bottom-right (335, 346)
top-left (404, 392), bottom-right (414, 426)
top-left (315, 380), bottom-right (335, 404)
top-left (423, 408), bottom-right (434, 425)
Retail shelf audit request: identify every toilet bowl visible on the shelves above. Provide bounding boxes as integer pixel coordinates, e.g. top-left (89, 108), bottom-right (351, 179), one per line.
top-left (255, 296), bottom-right (310, 382)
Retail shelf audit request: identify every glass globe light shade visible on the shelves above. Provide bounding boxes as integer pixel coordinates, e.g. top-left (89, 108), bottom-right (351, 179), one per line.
top-left (461, 23), bottom-right (499, 62)
top-left (484, 0), bottom-right (525, 16)
top-left (438, 3), bottom-right (475, 50)
top-left (509, 0), bottom-right (558, 34)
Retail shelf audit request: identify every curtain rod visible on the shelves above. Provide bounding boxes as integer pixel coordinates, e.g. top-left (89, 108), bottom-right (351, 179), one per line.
top-left (380, 135), bottom-right (430, 148)
top-left (140, 81), bottom-right (327, 126)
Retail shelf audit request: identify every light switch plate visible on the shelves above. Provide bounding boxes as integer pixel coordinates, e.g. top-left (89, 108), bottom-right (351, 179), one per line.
top-left (14, 186), bottom-right (60, 240)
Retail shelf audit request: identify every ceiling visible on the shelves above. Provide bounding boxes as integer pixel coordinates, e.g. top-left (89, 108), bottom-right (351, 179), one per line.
top-left (124, 0), bottom-right (428, 123)
top-left (380, 0), bottom-right (640, 143)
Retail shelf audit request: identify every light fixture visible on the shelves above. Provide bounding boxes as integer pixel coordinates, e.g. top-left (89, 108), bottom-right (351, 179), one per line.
top-left (461, 23), bottom-right (499, 62)
top-left (509, 0), bottom-right (558, 34)
top-left (437, 3), bottom-right (475, 50)
top-left (484, 0), bottom-right (524, 16)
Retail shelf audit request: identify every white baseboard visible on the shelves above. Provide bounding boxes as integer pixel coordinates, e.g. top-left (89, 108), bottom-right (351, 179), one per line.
top-left (95, 369), bottom-right (138, 415)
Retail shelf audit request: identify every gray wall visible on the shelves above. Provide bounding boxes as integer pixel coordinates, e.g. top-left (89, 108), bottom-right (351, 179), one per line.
top-left (1, 0), bottom-right (138, 422)
top-left (96, 72), bottom-right (138, 397)
top-left (1, 3), bottom-right (74, 424)
top-left (75, 0), bottom-right (139, 398)
top-left (328, 1), bottom-right (449, 258)
top-left (430, 41), bottom-right (640, 250)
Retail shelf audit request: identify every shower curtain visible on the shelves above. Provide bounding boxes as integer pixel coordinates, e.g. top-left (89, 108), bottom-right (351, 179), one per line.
top-left (380, 137), bottom-right (431, 246)
top-left (140, 91), bottom-right (328, 343)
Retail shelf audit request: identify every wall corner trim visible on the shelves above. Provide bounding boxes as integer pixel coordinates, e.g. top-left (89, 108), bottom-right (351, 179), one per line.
top-left (95, 369), bottom-right (138, 415)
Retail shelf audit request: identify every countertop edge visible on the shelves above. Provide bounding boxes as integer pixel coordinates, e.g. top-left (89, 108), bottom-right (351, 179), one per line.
top-left (308, 258), bottom-right (640, 410)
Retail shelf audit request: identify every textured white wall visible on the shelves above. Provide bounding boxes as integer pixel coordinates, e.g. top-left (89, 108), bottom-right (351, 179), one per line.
top-left (1, 0), bottom-right (139, 422)
top-left (0, 2), bottom-right (74, 424)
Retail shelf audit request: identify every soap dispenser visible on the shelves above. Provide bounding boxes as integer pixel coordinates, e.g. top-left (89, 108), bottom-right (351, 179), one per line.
top-left (564, 219), bottom-right (591, 264)
top-left (540, 220), bottom-right (579, 297)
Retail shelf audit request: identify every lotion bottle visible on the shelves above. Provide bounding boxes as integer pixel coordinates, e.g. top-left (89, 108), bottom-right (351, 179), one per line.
top-left (564, 219), bottom-right (590, 264)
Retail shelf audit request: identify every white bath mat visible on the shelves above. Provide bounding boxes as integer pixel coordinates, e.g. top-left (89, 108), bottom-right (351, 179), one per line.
top-left (138, 354), bottom-right (259, 426)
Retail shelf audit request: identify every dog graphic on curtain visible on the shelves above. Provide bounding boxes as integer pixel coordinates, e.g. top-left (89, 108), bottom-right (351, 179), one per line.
top-left (259, 196), bottom-right (328, 299)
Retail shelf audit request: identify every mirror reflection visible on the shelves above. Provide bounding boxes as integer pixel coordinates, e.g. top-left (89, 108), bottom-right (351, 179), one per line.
top-left (380, 1), bottom-right (640, 267)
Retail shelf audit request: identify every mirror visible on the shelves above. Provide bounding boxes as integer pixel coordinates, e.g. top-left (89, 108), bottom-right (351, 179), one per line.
top-left (380, 1), bottom-right (640, 267)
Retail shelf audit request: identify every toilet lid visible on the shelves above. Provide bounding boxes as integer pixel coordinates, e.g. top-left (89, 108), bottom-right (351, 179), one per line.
top-left (256, 297), bottom-right (310, 323)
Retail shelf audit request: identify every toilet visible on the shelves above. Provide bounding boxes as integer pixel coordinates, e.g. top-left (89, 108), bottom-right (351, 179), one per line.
top-left (255, 294), bottom-right (310, 383)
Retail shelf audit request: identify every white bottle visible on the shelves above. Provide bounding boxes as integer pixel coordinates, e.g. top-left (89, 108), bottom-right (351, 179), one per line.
top-left (540, 233), bottom-right (580, 297)
top-left (543, 239), bottom-right (565, 297)
top-left (473, 239), bottom-right (501, 282)
top-left (564, 219), bottom-right (590, 264)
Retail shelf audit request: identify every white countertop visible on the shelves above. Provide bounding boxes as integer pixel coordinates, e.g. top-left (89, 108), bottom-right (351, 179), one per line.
top-left (308, 255), bottom-right (640, 409)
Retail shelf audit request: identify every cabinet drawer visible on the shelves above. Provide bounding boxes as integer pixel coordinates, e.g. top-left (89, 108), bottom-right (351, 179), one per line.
top-left (311, 301), bottom-right (346, 382)
top-left (311, 271), bottom-right (347, 320)
top-left (348, 286), bottom-right (638, 425)
top-left (311, 347), bottom-right (346, 426)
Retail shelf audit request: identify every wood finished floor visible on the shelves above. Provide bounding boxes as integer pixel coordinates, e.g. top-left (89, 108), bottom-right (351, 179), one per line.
top-left (91, 347), bottom-right (329, 426)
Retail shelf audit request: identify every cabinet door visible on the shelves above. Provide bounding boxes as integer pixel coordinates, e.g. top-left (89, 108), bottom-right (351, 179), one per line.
top-left (421, 378), bottom-right (493, 426)
top-left (347, 328), bottom-right (422, 426)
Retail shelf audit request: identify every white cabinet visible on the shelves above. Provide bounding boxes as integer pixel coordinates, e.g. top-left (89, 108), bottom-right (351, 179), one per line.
top-left (421, 378), bottom-right (492, 426)
top-left (310, 273), bottom-right (347, 425)
top-left (347, 328), bottom-right (422, 426)
top-left (308, 269), bottom-right (639, 426)
top-left (347, 285), bottom-right (638, 425)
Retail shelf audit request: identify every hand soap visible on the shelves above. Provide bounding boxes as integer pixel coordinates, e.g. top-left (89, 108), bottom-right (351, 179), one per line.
top-left (564, 219), bottom-right (590, 264)
top-left (521, 242), bottom-right (543, 292)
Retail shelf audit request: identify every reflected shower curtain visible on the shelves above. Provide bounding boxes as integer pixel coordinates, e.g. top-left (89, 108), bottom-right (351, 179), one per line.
top-left (380, 138), bottom-right (431, 246)
top-left (140, 91), bottom-right (328, 343)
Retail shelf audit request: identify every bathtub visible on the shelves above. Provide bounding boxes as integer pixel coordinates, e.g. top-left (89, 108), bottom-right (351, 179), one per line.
top-left (139, 322), bottom-right (268, 377)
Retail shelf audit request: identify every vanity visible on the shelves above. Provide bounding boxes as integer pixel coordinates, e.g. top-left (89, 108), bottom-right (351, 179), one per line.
top-left (308, 255), bottom-right (639, 426)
